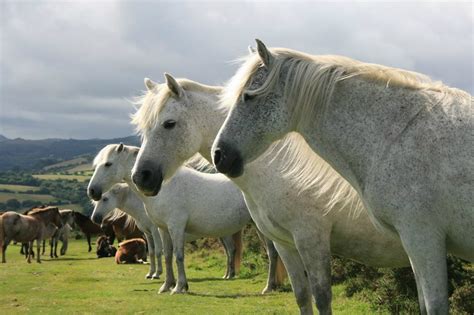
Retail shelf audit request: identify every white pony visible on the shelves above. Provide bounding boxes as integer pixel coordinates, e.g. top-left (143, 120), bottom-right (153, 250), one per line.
top-left (90, 183), bottom-right (163, 279)
top-left (212, 40), bottom-right (474, 314)
top-left (88, 144), bottom-right (247, 294)
top-left (129, 74), bottom-right (410, 314)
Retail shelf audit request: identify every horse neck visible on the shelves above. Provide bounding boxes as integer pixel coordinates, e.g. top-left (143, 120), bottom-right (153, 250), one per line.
top-left (193, 89), bottom-right (227, 162)
top-left (299, 76), bottom-right (431, 193)
top-left (120, 187), bottom-right (146, 219)
top-left (31, 210), bottom-right (54, 224)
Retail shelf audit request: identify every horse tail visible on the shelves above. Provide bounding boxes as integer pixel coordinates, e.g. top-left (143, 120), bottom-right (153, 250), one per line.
top-left (275, 256), bottom-right (287, 286)
top-left (232, 230), bottom-right (243, 274)
top-left (0, 214), bottom-right (4, 250)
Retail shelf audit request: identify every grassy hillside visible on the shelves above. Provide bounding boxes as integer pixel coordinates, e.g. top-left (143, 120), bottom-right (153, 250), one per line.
top-left (0, 240), bottom-right (374, 314)
top-left (0, 184), bottom-right (40, 192)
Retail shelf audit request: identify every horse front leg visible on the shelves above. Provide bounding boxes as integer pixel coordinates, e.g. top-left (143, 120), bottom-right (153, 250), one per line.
top-left (1, 238), bottom-right (10, 263)
top-left (87, 234), bottom-right (92, 252)
top-left (397, 223), bottom-right (447, 314)
top-left (152, 227), bottom-right (163, 278)
top-left (169, 225), bottom-right (188, 294)
top-left (144, 232), bottom-right (156, 279)
top-left (158, 229), bottom-right (175, 293)
top-left (273, 242), bottom-right (313, 315)
top-left (294, 232), bottom-right (332, 315)
top-left (257, 232), bottom-right (280, 294)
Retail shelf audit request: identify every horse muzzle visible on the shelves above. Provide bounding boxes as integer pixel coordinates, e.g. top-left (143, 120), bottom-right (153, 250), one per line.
top-left (212, 142), bottom-right (244, 178)
top-left (88, 186), bottom-right (103, 201)
top-left (132, 160), bottom-right (163, 196)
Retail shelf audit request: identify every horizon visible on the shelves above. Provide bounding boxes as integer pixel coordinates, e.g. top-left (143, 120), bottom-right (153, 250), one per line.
top-left (1, 1), bottom-right (472, 139)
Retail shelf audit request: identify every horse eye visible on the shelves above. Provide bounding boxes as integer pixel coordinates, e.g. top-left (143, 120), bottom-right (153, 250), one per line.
top-left (163, 120), bottom-right (176, 129)
top-left (103, 197), bottom-right (108, 202)
top-left (105, 162), bottom-right (112, 167)
top-left (242, 92), bottom-right (253, 102)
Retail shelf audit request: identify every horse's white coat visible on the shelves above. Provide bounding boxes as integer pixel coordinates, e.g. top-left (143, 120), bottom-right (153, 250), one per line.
top-left (131, 75), bottom-right (410, 314)
top-left (89, 145), bottom-right (249, 293)
top-left (213, 40), bottom-right (474, 314)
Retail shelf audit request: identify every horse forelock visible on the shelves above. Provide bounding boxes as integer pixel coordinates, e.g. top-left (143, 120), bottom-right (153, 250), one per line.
top-left (221, 47), bottom-right (467, 130)
top-left (131, 79), bottom-right (222, 139)
top-left (257, 132), bottom-right (364, 217)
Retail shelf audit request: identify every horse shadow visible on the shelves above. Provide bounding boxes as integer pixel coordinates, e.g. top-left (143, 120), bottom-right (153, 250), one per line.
top-left (185, 291), bottom-right (264, 299)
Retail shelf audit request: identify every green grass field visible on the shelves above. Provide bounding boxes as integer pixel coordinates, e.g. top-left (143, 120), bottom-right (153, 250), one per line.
top-left (0, 239), bottom-right (375, 314)
top-left (0, 184), bottom-right (41, 192)
top-left (33, 174), bottom-right (91, 182)
top-left (0, 192), bottom-right (57, 203)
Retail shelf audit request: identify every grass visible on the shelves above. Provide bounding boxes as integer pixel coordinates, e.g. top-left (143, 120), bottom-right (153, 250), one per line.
top-left (65, 163), bottom-right (92, 174)
top-left (33, 174), bottom-right (91, 182)
top-left (0, 239), bottom-right (375, 314)
top-left (0, 192), bottom-right (57, 203)
top-left (0, 184), bottom-right (40, 192)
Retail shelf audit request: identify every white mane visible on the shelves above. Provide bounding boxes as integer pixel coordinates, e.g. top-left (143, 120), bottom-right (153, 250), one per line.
top-left (257, 132), bottom-right (364, 217)
top-left (220, 47), bottom-right (468, 129)
top-left (131, 79), bottom-right (222, 137)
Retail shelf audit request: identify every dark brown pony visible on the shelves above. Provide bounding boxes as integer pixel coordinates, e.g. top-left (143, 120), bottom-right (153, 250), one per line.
top-left (115, 238), bottom-right (147, 264)
top-left (96, 235), bottom-right (117, 258)
top-left (0, 207), bottom-right (63, 263)
top-left (73, 211), bottom-right (115, 252)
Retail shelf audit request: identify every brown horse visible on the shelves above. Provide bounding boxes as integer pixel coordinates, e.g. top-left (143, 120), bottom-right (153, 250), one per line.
top-left (73, 211), bottom-right (115, 252)
top-left (101, 212), bottom-right (144, 242)
top-left (115, 238), bottom-right (147, 264)
top-left (0, 207), bottom-right (63, 263)
top-left (96, 235), bottom-right (117, 258)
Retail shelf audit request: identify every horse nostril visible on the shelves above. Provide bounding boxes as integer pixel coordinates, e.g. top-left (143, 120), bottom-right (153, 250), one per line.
top-left (141, 169), bottom-right (152, 182)
top-left (89, 188), bottom-right (95, 196)
top-left (213, 149), bottom-right (222, 166)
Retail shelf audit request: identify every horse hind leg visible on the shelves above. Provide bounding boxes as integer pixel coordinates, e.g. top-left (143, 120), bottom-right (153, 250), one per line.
top-left (219, 237), bottom-right (231, 279)
top-left (144, 232), bottom-right (156, 279)
top-left (87, 234), bottom-right (92, 252)
top-left (36, 239), bottom-right (41, 263)
top-left (260, 236), bottom-right (280, 294)
top-left (221, 235), bottom-right (237, 279)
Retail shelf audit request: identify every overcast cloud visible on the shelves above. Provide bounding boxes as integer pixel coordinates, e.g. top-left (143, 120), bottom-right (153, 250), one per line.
top-left (0, 0), bottom-right (472, 139)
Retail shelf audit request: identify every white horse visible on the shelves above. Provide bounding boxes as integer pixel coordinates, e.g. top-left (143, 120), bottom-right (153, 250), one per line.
top-left (90, 184), bottom-right (163, 279)
top-left (212, 39), bottom-right (474, 314)
top-left (129, 74), bottom-right (410, 314)
top-left (88, 144), bottom-right (247, 294)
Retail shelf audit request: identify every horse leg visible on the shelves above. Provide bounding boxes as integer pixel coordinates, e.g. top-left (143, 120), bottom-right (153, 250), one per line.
top-left (168, 225), bottom-right (188, 294)
top-left (294, 233), bottom-right (332, 315)
top-left (50, 238), bottom-right (54, 258)
top-left (54, 237), bottom-right (59, 258)
top-left (158, 229), bottom-right (176, 294)
top-left (61, 238), bottom-right (68, 255)
top-left (397, 223), bottom-right (448, 314)
top-left (87, 234), bottom-right (92, 252)
top-left (2, 238), bottom-right (10, 263)
top-left (219, 237), bottom-right (230, 279)
top-left (413, 264), bottom-right (428, 315)
top-left (273, 242), bottom-right (313, 315)
top-left (36, 239), bottom-right (41, 263)
top-left (42, 239), bottom-right (46, 255)
top-left (152, 227), bottom-right (163, 278)
top-left (221, 235), bottom-right (236, 279)
top-left (144, 232), bottom-right (156, 279)
top-left (259, 233), bottom-right (279, 294)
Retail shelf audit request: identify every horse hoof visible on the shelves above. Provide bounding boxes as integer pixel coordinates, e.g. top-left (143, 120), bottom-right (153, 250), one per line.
top-left (151, 275), bottom-right (160, 280)
top-left (261, 286), bottom-right (274, 295)
top-left (146, 274), bottom-right (153, 279)
top-left (158, 283), bottom-right (173, 294)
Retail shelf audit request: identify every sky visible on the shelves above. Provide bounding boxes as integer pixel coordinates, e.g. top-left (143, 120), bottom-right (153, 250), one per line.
top-left (0, 0), bottom-right (472, 140)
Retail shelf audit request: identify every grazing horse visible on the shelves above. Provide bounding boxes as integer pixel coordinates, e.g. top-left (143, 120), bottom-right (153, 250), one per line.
top-left (0, 207), bottom-right (63, 263)
top-left (88, 144), bottom-right (249, 294)
top-left (91, 184), bottom-right (163, 279)
top-left (73, 211), bottom-right (114, 252)
top-left (129, 73), bottom-right (411, 313)
top-left (96, 235), bottom-right (117, 258)
top-left (115, 238), bottom-right (147, 264)
top-left (212, 40), bottom-right (474, 314)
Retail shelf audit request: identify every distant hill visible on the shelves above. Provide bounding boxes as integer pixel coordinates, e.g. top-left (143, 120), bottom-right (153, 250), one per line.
top-left (0, 135), bottom-right (140, 171)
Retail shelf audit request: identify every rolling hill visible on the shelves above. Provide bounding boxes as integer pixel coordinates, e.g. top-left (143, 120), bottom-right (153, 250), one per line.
top-left (0, 135), bottom-right (140, 171)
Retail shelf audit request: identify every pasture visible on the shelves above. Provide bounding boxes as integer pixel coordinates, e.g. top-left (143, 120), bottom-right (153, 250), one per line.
top-left (0, 192), bottom-right (56, 203)
top-left (32, 174), bottom-right (91, 182)
top-left (0, 184), bottom-right (41, 192)
top-left (0, 239), bottom-right (374, 314)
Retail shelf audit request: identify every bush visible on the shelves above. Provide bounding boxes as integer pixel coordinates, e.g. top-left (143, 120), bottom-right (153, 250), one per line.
top-left (5, 198), bottom-right (21, 210)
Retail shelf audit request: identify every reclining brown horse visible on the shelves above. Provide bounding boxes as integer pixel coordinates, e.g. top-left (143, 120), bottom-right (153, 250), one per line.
top-left (0, 207), bottom-right (63, 263)
top-left (115, 238), bottom-right (147, 264)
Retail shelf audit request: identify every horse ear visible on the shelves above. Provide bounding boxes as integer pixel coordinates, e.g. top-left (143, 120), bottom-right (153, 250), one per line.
top-left (144, 78), bottom-right (158, 91)
top-left (255, 39), bottom-right (273, 67)
top-left (116, 143), bottom-right (124, 153)
top-left (164, 73), bottom-right (184, 98)
top-left (248, 45), bottom-right (256, 54)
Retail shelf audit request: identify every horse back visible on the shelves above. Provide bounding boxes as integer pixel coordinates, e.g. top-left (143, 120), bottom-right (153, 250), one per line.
top-left (2, 212), bottom-right (43, 242)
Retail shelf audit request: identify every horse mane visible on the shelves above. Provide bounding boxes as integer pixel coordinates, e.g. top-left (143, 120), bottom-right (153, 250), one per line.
top-left (220, 47), bottom-right (469, 129)
top-left (119, 238), bottom-right (145, 247)
top-left (105, 208), bottom-right (137, 232)
top-left (256, 132), bottom-right (364, 217)
top-left (131, 79), bottom-right (222, 137)
top-left (27, 206), bottom-right (59, 216)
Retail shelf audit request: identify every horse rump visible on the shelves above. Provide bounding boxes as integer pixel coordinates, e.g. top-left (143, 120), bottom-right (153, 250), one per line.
top-left (115, 238), bottom-right (147, 264)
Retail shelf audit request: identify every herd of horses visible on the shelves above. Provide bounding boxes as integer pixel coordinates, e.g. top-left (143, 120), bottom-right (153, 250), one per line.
top-left (0, 40), bottom-right (472, 314)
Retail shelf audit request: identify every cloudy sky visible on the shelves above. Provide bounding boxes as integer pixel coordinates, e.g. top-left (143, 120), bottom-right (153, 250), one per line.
top-left (0, 0), bottom-right (472, 140)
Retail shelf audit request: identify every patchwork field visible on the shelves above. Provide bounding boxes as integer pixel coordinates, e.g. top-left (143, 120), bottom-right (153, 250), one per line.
top-left (0, 184), bottom-right (41, 192)
top-left (0, 192), bottom-right (57, 203)
top-left (32, 174), bottom-right (91, 182)
top-left (0, 239), bottom-right (374, 314)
